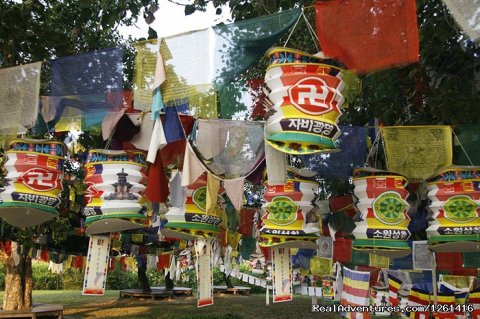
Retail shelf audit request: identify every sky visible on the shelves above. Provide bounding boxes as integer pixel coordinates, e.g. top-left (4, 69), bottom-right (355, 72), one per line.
top-left (119, 0), bottom-right (232, 39)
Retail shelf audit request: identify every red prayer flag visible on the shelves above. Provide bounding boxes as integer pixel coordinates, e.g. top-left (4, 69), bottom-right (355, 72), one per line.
top-left (333, 237), bottom-right (352, 263)
top-left (315, 0), bottom-right (419, 73)
top-left (436, 252), bottom-right (462, 270)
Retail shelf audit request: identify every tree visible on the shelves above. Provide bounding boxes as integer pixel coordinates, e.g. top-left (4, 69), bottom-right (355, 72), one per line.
top-left (0, 0), bottom-right (159, 90)
top-left (345, 0), bottom-right (480, 126)
top-left (188, 0), bottom-right (480, 126)
top-left (0, 233), bottom-right (33, 311)
top-left (2, 0), bottom-right (479, 310)
top-left (0, 0), bottom-right (154, 310)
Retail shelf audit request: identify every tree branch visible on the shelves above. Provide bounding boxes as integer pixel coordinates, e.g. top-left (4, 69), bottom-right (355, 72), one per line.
top-left (166, 0), bottom-right (190, 7)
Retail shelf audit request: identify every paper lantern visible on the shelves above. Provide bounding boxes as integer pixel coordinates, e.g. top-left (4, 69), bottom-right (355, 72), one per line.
top-left (352, 168), bottom-right (411, 257)
top-left (0, 139), bottom-right (66, 228)
top-left (83, 149), bottom-right (148, 235)
top-left (163, 173), bottom-right (224, 240)
top-left (425, 166), bottom-right (480, 251)
top-left (263, 47), bottom-right (347, 155)
top-left (259, 178), bottom-right (320, 248)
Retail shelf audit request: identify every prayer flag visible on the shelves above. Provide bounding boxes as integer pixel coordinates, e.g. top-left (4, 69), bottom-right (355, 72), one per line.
top-left (315, 0), bottom-right (419, 73)
top-left (388, 274), bottom-right (402, 306)
top-left (406, 287), bottom-right (430, 319)
top-left (381, 126), bottom-right (453, 181)
top-left (341, 266), bottom-right (370, 319)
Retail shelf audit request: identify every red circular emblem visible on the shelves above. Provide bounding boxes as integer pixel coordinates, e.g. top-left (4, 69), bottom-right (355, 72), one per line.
top-left (287, 76), bottom-right (337, 115)
top-left (19, 168), bottom-right (61, 192)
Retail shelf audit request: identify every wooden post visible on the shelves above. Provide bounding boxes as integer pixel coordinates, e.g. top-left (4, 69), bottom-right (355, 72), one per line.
top-left (431, 251), bottom-right (438, 305)
top-left (266, 285), bottom-right (270, 306)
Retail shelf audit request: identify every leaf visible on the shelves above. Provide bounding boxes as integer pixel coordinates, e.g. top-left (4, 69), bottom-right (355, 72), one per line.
top-left (144, 11), bottom-right (155, 24)
top-left (184, 4), bottom-right (195, 16)
top-left (78, 0), bottom-right (92, 9)
top-left (148, 2), bottom-right (158, 14)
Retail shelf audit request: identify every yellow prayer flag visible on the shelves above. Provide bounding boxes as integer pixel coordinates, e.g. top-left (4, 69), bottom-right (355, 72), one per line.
top-left (206, 172), bottom-right (221, 215)
top-left (133, 39), bottom-right (158, 111)
top-left (369, 254), bottom-right (390, 268)
top-left (381, 126), bottom-right (452, 181)
top-left (160, 33), bottom-right (217, 118)
top-left (310, 256), bottom-right (333, 276)
top-left (111, 240), bottom-right (122, 252)
top-left (131, 234), bottom-right (144, 243)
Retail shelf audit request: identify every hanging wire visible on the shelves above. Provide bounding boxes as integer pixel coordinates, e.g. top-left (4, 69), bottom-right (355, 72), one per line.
top-left (452, 128), bottom-right (474, 166)
top-left (283, 9), bottom-right (303, 48)
top-left (284, 8), bottom-right (320, 52)
top-left (302, 10), bottom-right (320, 52)
top-left (104, 127), bottom-right (115, 150)
top-left (380, 132), bottom-right (388, 171)
top-left (364, 128), bottom-right (381, 167)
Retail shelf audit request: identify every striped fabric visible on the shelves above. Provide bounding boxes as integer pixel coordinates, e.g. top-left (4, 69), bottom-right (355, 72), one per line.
top-left (454, 291), bottom-right (468, 305)
top-left (346, 311), bottom-right (371, 319)
top-left (407, 287), bottom-right (430, 319)
top-left (454, 291), bottom-right (468, 319)
top-left (470, 289), bottom-right (480, 309)
top-left (388, 274), bottom-right (402, 306)
top-left (472, 309), bottom-right (480, 319)
top-left (431, 292), bottom-right (456, 319)
top-left (439, 275), bottom-right (473, 294)
top-left (341, 266), bottom-right (370, 319)
top-left (437, 291), bottom-right (456, 306)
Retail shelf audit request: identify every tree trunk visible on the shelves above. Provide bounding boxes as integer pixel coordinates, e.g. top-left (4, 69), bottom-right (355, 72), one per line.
top-left (224, 273), bottom-right (234, 289)
top-left (165, 272), bottom-right (174, 290)
top-left (2, 243), bottom-right (32, 310)
top-left (137, 260), bottom-right (151, 293)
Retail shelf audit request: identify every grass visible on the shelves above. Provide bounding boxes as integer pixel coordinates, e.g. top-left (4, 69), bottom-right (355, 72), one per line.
top-left (0, 290), bottom-right (341, 319)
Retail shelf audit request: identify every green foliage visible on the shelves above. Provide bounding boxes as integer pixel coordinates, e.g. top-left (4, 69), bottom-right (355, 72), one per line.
top-left (77, 131), bottom-right (107, 150)
top-left (146, 269), bottom-right (167, 287)
top-left (32, 263), bottom-right (63, 290)
top-left (345, 0), bottom-right (480, 126)
top-left (0, 263), bottom-right (5, 289)
top-left (213, 266), bottom-right (226, 285)
top-left (0, 261), bottom-right (269, 294)
top-left (328, 211), bottom-right (355, 235)
top-left (105, 269), bottom-right (140, 290)
top-left (61, 269), bottom-right (84, 290)
top-left (0, 0), bottom-right (152, 66)
top-left (212, 266), bottom-right (267, 294)
top-left (0, 0), bottom-right (155, 91)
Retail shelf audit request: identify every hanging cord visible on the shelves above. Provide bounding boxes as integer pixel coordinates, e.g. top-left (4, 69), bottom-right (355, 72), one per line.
top-left (283, 7), bottom-right (320, 51)
top-left (283, 9), bottom-right (303, 48)
top-left (284, 8), bottom-right (320, 52)
top-left (380, 132), bottom-right (388, 170)
top-left (364, 128), bottom-right (382, 167)
top-left (452, 128), bottom-right (474, 166)
top-left (302, 10), bottom-right (320, 52)
top-left (104, 127), bottom-right (115, 151)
